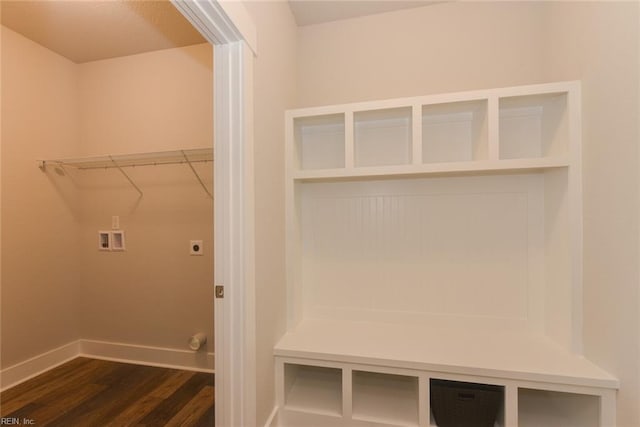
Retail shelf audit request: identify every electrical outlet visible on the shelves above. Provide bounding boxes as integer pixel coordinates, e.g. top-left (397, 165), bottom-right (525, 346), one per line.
top-left (190, 240), bottom-right (203, 256)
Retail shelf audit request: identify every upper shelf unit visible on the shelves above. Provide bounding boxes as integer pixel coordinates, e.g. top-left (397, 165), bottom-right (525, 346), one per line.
top-left (287, 81), bottom-right (578, 181)
top-left (38, 148), bottom-right (213, 198)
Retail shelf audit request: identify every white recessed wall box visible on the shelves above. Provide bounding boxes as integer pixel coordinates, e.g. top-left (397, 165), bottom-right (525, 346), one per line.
top-left (98, 231), bottom-right (111, 251)
top-left (111, 231), bottom-right (125, 251)
top-left (98, 230), bottom-right (125, 251)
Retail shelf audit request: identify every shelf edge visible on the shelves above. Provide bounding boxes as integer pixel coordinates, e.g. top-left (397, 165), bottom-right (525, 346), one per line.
top-left (293, 159), bottom-right (570, 181)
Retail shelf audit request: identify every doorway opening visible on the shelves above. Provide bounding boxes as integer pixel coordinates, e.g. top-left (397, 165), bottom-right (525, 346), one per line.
top-left (1, 1), bottom-right (216, 424)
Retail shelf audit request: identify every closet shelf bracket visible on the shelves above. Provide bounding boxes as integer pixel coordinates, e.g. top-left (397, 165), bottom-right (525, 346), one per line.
top-left (109, 155), bottom-right (144, 197)
top-left (182, 150), bottom-right (213, 199)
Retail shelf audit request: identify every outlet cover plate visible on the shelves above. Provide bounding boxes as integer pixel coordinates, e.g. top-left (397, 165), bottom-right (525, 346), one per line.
top-left (190, 240), bottom-right (203, 256)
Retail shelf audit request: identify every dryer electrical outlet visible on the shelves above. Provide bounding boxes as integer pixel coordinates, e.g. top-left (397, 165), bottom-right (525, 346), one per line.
top-left (190, 240), bottom-right (203, 256)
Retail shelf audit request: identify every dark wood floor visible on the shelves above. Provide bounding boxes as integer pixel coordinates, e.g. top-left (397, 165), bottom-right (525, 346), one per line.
top-left (0, 357), bottom-right (214, 426)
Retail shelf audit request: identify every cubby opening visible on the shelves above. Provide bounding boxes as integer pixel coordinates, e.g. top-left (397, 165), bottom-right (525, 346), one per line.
top-left (431, 403), bottom-right (505, 427)
top-left (499, 92), bottom-right (568, 160)
top-left (352, 370), bottom-right (419, 426)
top-left (430, 379), bottom-right (504, 427)
top-left (355, 107), bottom-right (412, 167)
top-left (422, 100), bottom-right (488, 163)
top-left (518, 388), bottom-right (599, 427)
top-left (284, 363), bottom-right (343, 416)
top-left (295, 114), bottom-right (345, 170)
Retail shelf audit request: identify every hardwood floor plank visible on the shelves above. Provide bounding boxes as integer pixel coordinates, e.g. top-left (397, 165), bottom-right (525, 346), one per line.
top-left (18, 383), bottom-right (107, 425)
top-left (0, 358), bottom-right (89, 403)
top-left (0, 358), bottom-right (215, 427)
top-left (2, 402), bottom-right (42, 423)
top-left (194, 403), bottom-right (215, 427)
top-left (138, 372), bottom-right (212, 426)
top-left (103, 394), bottom-right (165, 427)
top-left (0, 357), bottom-right (92, 402)
top-left (46, 362), bottom-right (171, 426)
top-left (165, 385), bottom-right (214, 427)
top-left (0, 357), bottom-right (87, 405)
top-left (150, 370), bottom-right (195, 399)
top-left (0, 358), bottom-right (113, 415)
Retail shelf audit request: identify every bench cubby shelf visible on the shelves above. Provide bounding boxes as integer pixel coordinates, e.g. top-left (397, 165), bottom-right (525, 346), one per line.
top-left (276, 356), bottom-right (614, 427)
top-left (277, 82), bottom-right (618, 427)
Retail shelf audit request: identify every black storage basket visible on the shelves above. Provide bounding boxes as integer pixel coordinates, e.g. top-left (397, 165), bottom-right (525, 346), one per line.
top-left (430, 379), bottom-right (503, 427)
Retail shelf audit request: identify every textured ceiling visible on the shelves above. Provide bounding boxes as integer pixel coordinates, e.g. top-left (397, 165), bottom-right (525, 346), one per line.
top-left (1, 0), bottom-right (206, 64)
top-left (288, 0), bottom-right (439, 26)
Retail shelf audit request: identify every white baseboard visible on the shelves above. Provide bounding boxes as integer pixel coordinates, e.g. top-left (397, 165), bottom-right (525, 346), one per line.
top-left (1, 339), bottom-right (214, 391)
top-left (265, 406), bottom-right (279, 427)
top-left (80, 339), bottom-right (215, 373)
top-left (0, 340), bottom-right (81, 391)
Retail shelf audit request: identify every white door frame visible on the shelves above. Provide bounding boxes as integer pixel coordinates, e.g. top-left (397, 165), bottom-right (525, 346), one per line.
top-left (171, 2), bottom-right (256, 426)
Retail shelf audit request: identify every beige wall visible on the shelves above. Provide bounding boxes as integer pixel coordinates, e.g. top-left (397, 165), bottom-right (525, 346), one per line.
top-left (1, 26), bottom-right (213, 371)
top-left (296, 1), bottom-right (546, 107)
top-left (78, 45), bottom-right (213, 155)
top-left (1, 26), bottom-right (81, 368)
top-left (77, 44), bottom-right (214, 356)
top-left (295, 2), bottom-right (639, 425)
top-left (243, 0), bottom-right (297, 424)
top-left (542, 3), bottom-right (640, 425)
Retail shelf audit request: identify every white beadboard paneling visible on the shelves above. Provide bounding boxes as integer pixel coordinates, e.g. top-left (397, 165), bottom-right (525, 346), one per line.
top-left (301, 174), bottom-right (545, 324)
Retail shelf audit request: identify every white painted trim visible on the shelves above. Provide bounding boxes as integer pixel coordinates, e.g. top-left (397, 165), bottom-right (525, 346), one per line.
top-left (212, 39), bottom-right (256, 427)
top-left (0, 340), bottom-right (81, 391)
top-left (264, 406), bottom-right (280, 427)
top-left (568, 83), bottom-right (584, 354)
top-left (217, 1), bottom-right (258, 54)
top-left (171, 2), bottom-right (255, 425)
top-left (172, 0), bottom-right (257, 55)
top-left (240, 40), bottom-right (258, 425)
top-left (79, 339), bottom-right (214, 372)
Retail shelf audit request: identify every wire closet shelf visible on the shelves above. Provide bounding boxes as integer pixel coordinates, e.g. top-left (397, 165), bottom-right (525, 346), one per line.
top-left (38, 148), bottom-right (213, 198)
